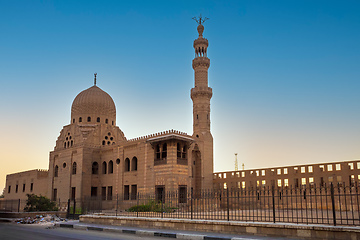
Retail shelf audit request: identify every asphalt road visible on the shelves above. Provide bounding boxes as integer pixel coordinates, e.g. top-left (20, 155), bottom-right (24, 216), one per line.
top-left (0, 223), bottom-right (170, 240)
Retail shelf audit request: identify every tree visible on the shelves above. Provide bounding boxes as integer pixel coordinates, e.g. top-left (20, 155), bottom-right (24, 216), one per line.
top-left (24, 194), bottom-right (58, 212)
top-left (0, 188), bottom-right (4, 198)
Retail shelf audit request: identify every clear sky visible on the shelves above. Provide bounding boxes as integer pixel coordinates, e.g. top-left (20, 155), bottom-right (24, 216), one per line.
top-left (1, 0), bottom-right (360, 191)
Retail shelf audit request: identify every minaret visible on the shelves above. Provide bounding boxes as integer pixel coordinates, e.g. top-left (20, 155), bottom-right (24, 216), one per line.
top-left (191, 17), bottom-right (212, 136)
top-left (191, 16), bottom-right (213, 190)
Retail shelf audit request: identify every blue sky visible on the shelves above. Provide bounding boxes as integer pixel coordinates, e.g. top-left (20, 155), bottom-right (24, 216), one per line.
top-left (1, 0), bottom-right (360, 190)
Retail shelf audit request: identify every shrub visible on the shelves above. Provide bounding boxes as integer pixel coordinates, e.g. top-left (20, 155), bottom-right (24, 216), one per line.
top-left (24, 194), bottom-right (58, 212)
top-left (127, 200), bottom-right (177, 213)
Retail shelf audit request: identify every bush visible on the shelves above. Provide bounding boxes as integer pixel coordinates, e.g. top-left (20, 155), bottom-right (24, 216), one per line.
top-left (127, 200), bottom-right (177, 213)
top-left (24, 194), bottom-right (58, 212)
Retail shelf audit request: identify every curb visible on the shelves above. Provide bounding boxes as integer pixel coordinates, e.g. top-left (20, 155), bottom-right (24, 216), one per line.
top-left (55, 223), bottom-right (244, 240)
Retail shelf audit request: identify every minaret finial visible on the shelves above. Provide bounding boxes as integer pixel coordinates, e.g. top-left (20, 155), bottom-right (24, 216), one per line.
top-left (94, 73), bottom-right (97, 85)
top-left (192, 14), bottom-right (209, 25)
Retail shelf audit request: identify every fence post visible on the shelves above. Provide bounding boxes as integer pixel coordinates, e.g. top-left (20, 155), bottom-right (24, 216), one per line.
top-left (330, 183), bottom-right (336, 226)
top-left (67, 199), bottom-right (70, 219)
top-left (137, 192), bottom-right (139, 218)
top-left (116, 194), bottom-right (118, 216)
top-left (227, 188), bottom-right (230, 221)
top-left (18, 199), bottom-right (20, 212)
top-left (73, 199), bottom-right (76, 219)
top-left (190, 188), bottom-right (193, 220)
top-left (272, 185), bottom-right (276, 223)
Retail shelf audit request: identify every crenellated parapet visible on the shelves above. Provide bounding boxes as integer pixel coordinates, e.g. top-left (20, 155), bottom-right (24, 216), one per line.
top-left (127, 129), bottom-right (191, 142)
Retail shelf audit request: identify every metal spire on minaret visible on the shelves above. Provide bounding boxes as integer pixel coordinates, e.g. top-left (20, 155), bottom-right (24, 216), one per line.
top-left (94, 73), bottom-right (97, 85)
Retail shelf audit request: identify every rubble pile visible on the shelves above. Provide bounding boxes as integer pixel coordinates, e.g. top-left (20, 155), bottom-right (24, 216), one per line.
top-left (16, 214), bottom-right (67, 225)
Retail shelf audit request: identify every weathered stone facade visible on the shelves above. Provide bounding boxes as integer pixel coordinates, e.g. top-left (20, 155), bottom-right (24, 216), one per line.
top-left (3, 23), bottom-right (214, 204)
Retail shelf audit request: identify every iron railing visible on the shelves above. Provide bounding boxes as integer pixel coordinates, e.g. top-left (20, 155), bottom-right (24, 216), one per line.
top-left (2, 183), bottom-right (360, 226)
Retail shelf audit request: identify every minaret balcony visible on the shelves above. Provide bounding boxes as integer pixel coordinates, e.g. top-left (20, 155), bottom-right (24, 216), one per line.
top-left (191, 87), bottom-right (213, 99)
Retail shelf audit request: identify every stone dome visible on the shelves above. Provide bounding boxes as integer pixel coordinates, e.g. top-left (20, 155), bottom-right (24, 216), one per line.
top-left (71, 85), bottom-right (116, 124)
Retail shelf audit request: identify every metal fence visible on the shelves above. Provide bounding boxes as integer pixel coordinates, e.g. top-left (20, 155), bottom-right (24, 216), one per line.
top-left (2, 183), bottom-right (360, 226)
top-left (71, 183), bottom-right (360, 226)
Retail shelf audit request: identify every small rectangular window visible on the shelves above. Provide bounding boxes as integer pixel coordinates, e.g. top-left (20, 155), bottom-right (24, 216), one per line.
top-left (284, 179), bottom-right (289, 187)
top-left (223, 173), bottom-right (227, 179)
top-left (283, 168), bottom-right (288, 174)
top-left (8, 185), bottom-right (11, 193)
top-left (236, 172), bottom-right (240, 177)
top-left (309, 177), bottom-right (314, 183)
top-left (277, 179), bottom-right (282, 187)
top-left (53, 188), bottom-right (57, 201)
top-left (357, 162), bottom-right (360, 169)
top-left (223, 183), bottom-right (227, 189)
top-left (257, 180), bottom-right (260, 186)
top-left (337, 176), bottom-right (342, 182)
top-left (178, 186), bottom-right (187, 203)
top-left (218, 173), bottom-right (222, 179)
top-left (319, 165), bottom-right (325, 171)
top-left (237, 182), bottom-right (241, 188)
top-left (91, 187), bottom-right (98, 197)
top-left (301, 178), bottom-right (306, 185)
top-left (328, 176), bottom-right (333, 182)
top-left (131, 185), bottom-right (137, 200)
top-left (71, 187), bottom-right (76, 200)
top-left (30, 183), bottom-right (33, 192)
top-left (277, 169), bottom-right (281, 175)
top-left (107, 186), bottom-right (113, 200)
top-left (256, 170), bottom-right (259, 176)
top-left (124, 185), bottom-right (129, 200)
top-left (349, 163), bottom-right (354, 170)
top-left (22, 184), bottom-right (26, 192)
top-left (241, 172), bottom-right (245, 177)
top-left (327, 165), bottom-right (333, 171)
top-left (242, 181), bottom-right (246, 189)
top-left (301, 167), bottom-right (306, 173)
top-left (16, 185), bottom-right (18, 193)
top-left (262, 180), bottom-right (266, 185)
top-left (261, 170), bottom-right (265, 176)
top-left (308, 166), bottom-right (313, 173)
top-left (336, 164), bottom-right (341, 171)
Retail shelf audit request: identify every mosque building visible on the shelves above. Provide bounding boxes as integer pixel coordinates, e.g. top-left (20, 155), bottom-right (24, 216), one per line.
top-left (4, 20), bottom-right (214, 204)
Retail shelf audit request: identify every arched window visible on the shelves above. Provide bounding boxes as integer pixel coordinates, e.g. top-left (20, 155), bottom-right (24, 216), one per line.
top-left (87, 116), bottom-right (91, 122)
top-left (71, 140), bottom-right (73, 147)
top-left (72, 119), bottom-right (75, 123)
top-left (102, 161), bottom-right (107, 174)
top-left (64, 142), bottom-right (66, 148)
top-left (105, 119), bottom-right (108, 124)
top-left (155, 144), bottom-right (161, 160)
top-left (72, 162), bottom-right (77, 175)
top-left (79, 117), bottom-right (82, 122)
top-left (161, 143), bottom-right (167, 159)
top-left (125, 158), bottom-right (130, 172)
top-left (177, 143), bottom-right (181, 158)
top-left (102, 140), bottom-right (105, 145)
top-left (131, 157), bottom-right (138, 171)
top-left (116, 158), bottom-right (120, 164)
top-left (92, 162), bottom-right (99, 174)
top-left (54, 165), bottom-right (59, 177)
top-left (97, 117), bottom-right (100, 122)
top-left (108, 160), bottom-right (113, 174)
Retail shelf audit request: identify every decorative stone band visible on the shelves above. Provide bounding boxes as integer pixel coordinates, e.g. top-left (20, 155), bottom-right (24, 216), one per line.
top-left (192, 57), bottom-right (210, 69)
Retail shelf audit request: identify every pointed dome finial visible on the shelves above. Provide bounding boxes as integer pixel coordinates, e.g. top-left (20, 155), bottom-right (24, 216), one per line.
top-left (94, 73), bottom-right (97, 85)
top-left (192, 14), bottom-right (209, 37)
